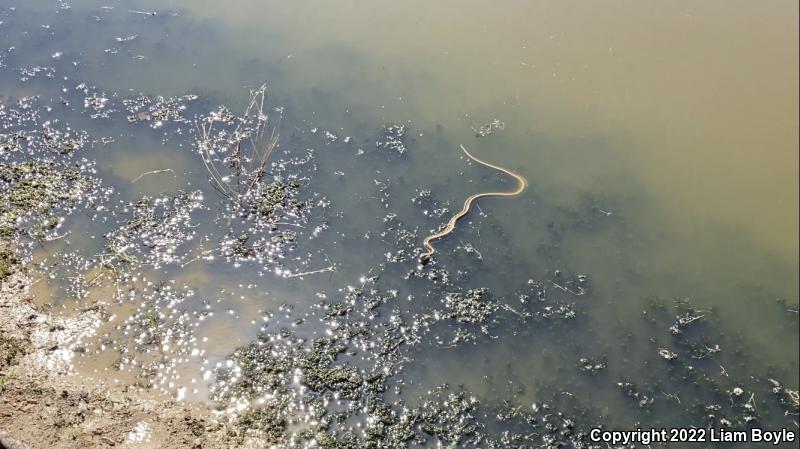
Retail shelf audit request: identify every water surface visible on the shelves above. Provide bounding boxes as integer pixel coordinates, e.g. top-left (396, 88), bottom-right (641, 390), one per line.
top-left (1, 1), bottom-right (797, 447)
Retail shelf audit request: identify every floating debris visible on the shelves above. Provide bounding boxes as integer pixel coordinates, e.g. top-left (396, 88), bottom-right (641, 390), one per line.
top-left (18, 65), bottom-right (55, 82)
top-left (115, 34), bottom-right (138, 42)
top-left (657, 347), bottom-right (678, 360)
top-left (471, 118), bottom-right (505, 137)
top-left (579, 356), bottom-right (608, 374)
top-left (376, 124), bottom-right (409, 155)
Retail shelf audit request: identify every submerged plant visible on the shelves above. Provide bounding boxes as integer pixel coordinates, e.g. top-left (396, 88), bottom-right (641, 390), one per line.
top-left (0, 161), bottom-right (100, 242)
top-left (195, 84), bottom-right (280, 205)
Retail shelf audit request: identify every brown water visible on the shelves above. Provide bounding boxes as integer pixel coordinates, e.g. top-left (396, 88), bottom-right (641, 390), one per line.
top-left (146, 0), bottom-right (798, 270)
top-left (138, 0), bottom-right (799, 352)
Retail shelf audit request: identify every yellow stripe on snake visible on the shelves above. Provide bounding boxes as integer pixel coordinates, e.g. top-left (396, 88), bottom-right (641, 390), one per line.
top-left (419, 144), bottom-right (527, 263)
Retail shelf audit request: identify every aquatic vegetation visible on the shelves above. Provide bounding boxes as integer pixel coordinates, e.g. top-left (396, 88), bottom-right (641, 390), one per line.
top-left (123, 93), bottom-right (198, 128)
top-left (411, 188), bottom-right (451, 219)
top-left (190, 86), bottom-right (334, 277)
top-left (101, 190), bottom-right (204, 269)
top-left (375, 124), bottom-right (409, 155)
top-left (471, 118), bottom-right (505, 138)
top-left (0, 249), bottom-right (20, 283)
top-left (195, 84), bottom-right (280, 202)
top-left (0, 94), bottom-right (110, 250)
top-left (18, 65), bottom-right (56, 82)
top-left (578, 355), bottom-right (608, 375)
top-left (441, 288), bottom-right (498, 335)
top-left (0, 161), bottom-right (100, 242)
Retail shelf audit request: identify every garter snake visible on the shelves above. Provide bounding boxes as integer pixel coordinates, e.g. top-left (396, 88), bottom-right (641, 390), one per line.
top-left (419, 144), bottom-right (527, 263)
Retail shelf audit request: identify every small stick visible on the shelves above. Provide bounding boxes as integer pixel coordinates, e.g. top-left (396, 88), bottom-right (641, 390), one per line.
top-left (501, 303), bottom-right (527, 318)
top-left (271, 222), bottom-right (305, 228)
top-left (549, 281), bottom-right (585, 296)
top-left (132, 168), bottom-right (174, 183)
top-left (748, 393), bottom-right (757, 412)
top-left (285, 265), bottom-right (336, 279)
top-left (662, 392), bottom-right (681, 404)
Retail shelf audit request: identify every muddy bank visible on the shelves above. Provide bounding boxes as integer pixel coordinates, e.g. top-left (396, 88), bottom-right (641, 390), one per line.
top-left (0, 269), bottom-right (229, 449)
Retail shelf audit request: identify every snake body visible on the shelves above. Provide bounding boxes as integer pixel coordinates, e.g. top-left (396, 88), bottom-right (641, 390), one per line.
top-left (419, 144), bottom-right (527, 263)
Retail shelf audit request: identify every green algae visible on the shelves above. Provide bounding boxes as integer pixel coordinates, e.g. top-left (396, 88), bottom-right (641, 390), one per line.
top-left (253, 180), bottom-right (286, 218)
top-left (0, 249), bottom-right (20, 283)
top-left (0, 334), bottom-right (28, 370)
top-left (0, 162), bottom-right (92, 241)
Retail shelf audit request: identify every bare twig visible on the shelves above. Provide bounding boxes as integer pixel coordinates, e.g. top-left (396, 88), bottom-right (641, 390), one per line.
top-left (662, 392), bottom-right (681, 404)
top-left (132, 168), bottom-right (174, 183)
top-left (549, 280), bottom-right (585, 296)
top-left (285, 265), bottom-right (336, 279)
top-left (195, 84), bottom-right (280, 205)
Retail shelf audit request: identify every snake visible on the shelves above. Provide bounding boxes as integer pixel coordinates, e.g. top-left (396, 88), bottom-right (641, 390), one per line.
top-left (419, 144), bottom-right (527, 263)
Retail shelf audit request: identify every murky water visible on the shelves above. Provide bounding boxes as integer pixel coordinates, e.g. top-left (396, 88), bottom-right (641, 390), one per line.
top-left (1, 1), bottom-right (797, 447)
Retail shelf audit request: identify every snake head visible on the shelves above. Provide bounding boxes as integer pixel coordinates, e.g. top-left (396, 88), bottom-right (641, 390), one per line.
top-left (418, 253), bottom-right (431, 265)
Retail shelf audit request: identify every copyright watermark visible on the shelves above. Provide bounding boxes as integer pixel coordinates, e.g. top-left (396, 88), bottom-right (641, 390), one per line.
top-left (589, 427), bottom-right (797, 445)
